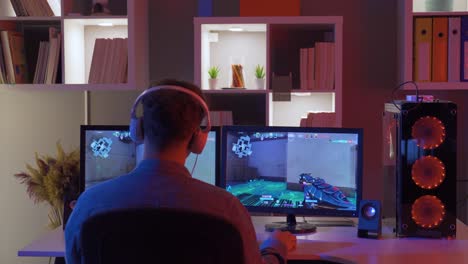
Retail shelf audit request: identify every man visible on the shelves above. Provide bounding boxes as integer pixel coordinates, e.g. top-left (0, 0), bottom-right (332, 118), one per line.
top-left (65, 79), bottom-right (296, 264)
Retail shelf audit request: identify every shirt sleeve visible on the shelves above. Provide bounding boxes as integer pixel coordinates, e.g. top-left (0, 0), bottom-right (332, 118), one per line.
top-left (226, 197), bottom-right (286, 264)
top-left (64, 197), bottom-right (90, 264)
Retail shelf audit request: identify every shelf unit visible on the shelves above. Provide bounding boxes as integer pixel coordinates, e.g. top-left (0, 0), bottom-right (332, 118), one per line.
top-left (398, 0), bottom-right (468, 90)
top-left (194, 16), bottom-right (343, 127)
top-left (0, 0), bottom-right (148, 90)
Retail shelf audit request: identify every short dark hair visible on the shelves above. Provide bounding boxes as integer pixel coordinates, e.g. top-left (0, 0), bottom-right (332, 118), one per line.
top-left (142, 79), bottom-right (206, 150)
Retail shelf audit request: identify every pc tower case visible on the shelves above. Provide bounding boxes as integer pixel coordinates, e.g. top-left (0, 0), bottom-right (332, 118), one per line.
top-left (383, 101), bottom-right (456, 238)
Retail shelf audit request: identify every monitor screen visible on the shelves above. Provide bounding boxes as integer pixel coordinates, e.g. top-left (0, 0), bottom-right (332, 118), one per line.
top-left (80, 125), bottom-right (220, 192)
top-left (80, 125), bottom-right (136, 191)
top-left (220, 126), bottom-right (363, 217)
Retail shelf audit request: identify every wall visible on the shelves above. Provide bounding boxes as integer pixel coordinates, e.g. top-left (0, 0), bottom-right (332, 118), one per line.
top-left (0, 88), bottom-right (139, 264)
top-left (0, 90), bottom-right (84, 264)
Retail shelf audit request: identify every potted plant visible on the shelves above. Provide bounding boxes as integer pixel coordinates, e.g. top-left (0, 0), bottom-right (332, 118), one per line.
top-left (208, 66), bottom-right (220, 90)
top-left (255, 64), bottom-right (266, 89)
top-left (14, 142), bottom-right (80, 229)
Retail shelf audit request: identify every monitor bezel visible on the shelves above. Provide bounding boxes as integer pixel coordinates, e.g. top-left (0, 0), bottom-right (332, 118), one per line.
top-left (80, 125), bottom-right (221, 193)
top-left (220, 125), bottom-right (363, 218)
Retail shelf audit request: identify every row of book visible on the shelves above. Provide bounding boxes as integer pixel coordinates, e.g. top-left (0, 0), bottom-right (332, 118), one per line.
top-left (0, 21), bottom-right (27, 84)
top-left (33, 28), bottom-right (61, 84)
top-left (299, 112), bottom-right (337, 128)
top-left (299, 42), bottom-right (335, 90)
top-left (88, 38), bottom-right (128, 84)
top-left (9, 0), bottom-right (56, 16)
top-left (0, 23), bottom-right (61, 84)
top-left (413, 16), bottom-right (468, 82)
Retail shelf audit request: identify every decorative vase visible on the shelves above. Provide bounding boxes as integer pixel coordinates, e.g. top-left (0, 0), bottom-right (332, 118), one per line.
top-left (255, 78), bottom-right (265, 89)
top-left (208, 78), bottom-right (218, 90)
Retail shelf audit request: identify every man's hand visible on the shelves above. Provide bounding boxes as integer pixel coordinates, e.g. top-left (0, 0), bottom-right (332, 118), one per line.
top-left (270, 230), bottom-right (297, 251)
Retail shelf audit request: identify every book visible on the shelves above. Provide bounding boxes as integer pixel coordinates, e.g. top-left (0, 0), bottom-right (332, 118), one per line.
top-left (0, 41), bottom-right (6, 84)
top-left (1, 31), bottom-right (15, 83)
top-left (432, 17), bottom-right (448, 82)
top-left (8, 31), bottom-right (29, 83)
top-left (448, 17), bottom-right (461, 82)
top-left (45, 27), bottom-right (60, 84)
top-left (414, 17), bottom-right (433, 82)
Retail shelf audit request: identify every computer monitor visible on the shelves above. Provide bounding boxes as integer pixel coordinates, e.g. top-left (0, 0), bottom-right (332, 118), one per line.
top-left (79, 125), bottom-right (220, 193)
top-left (220, 126), bottom-right (363, 233)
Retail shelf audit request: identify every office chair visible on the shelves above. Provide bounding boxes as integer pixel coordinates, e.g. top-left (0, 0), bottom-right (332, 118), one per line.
top-left (80, 208), bottom-right (244, 264)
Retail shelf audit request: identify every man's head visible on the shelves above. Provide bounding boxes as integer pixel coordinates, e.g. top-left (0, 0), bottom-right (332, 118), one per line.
top-left (137, 79), bottom-right (208, 153)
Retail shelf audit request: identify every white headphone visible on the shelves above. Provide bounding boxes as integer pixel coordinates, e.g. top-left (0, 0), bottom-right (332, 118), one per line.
top-left (129, 85), bottom-right (211, 154)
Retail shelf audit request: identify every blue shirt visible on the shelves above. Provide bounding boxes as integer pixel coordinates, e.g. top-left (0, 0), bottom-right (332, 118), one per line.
top-left (65, 159), bottom-right (286, 264)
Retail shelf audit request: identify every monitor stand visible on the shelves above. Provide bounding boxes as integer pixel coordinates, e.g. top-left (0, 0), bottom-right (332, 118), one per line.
top-left (265, 214), bottom-right (317, 234)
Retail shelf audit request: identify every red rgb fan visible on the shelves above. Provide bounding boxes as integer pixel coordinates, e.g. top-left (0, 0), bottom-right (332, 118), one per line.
top-left (411, 195), bottom-right (446, 228)
top-left (411, 156), bottom-right (446, 189)
top-left (411, 116), bottom-right (445, 149)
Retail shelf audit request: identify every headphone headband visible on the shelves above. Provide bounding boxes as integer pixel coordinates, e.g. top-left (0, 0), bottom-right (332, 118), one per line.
top-left (131, 85), bottom-right (211, 132)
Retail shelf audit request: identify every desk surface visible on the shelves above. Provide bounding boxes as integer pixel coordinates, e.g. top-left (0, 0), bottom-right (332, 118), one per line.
top-left (19, 216), bottom-right (468, 263)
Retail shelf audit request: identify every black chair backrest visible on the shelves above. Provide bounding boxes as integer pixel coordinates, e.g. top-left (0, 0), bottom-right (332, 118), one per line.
top-left (80, 208), bottom-right (245, 264)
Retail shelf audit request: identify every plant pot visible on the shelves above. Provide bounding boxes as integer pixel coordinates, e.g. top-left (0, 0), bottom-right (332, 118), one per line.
top-left (255, 78), bottom-right (265, 89)
top-left (208, 79), bottom-right (218, 90)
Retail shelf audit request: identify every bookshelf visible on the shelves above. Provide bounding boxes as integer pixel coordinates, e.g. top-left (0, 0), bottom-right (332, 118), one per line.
top-left (0, 0), bottom-right (148, 90)
top-left (398, 0), bottom-right (468, 90)
top-left (194, 16), bottom-right (342, 127)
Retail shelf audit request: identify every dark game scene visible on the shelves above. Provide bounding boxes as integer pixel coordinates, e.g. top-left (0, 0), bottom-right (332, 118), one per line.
top-left (225, 130), bottom-right (358, 211)
top-left (84, 129), bottom-right (136, 189)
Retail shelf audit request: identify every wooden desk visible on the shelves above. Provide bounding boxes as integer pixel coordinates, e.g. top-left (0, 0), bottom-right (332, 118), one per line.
top-left (18, 216), bottom-right (468, 263)
top-left (254, 217), bottom-right (468, 263)
top-left (18, 227), bottom-right (64, 257)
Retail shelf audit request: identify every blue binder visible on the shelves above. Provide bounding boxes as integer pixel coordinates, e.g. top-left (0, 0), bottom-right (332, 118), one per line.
top-left (460, 16), bottom-right (468, 81)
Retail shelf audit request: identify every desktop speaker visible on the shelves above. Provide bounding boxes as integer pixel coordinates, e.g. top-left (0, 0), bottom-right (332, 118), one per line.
top-left (383, 101), bottom-right (457, 238)
top-left (357, 200), bottom-right (382, 238)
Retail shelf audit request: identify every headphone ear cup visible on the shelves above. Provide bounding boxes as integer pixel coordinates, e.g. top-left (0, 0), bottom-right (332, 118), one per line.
top-left (189, 130), bottom-right (209, 154)
top-left (130, 117), bottom-right (144, 144)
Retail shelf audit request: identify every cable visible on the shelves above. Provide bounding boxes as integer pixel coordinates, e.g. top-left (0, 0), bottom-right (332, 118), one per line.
top-left (391, 81), bottom-right (422, 113)
top-left (191, 154), bottom-right (199, 175)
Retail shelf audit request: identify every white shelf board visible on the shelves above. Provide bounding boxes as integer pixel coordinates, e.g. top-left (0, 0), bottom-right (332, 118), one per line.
top-left (0, 83), bottom-right (137, 91)
top-left (0, 16), bottom-right (61, 21)
top-left (202, 89), bottom-right (267, 94)
top-left (402, 82), bottom-right (468, 90)
top-left (413, 11), bottom-right (468, 16)
top-left (62, 18), bottom-right (127, 26)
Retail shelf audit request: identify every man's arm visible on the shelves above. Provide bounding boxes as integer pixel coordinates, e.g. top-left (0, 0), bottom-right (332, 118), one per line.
top-left (64, 197), bottom-right (89, 264)
top-left (228, 198), bottom-right (294, 264)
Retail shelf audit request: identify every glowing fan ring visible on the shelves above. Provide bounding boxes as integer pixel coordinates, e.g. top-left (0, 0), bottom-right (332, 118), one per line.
top-left (411, 195), bottom-right (446, 228)
top-left (411, 116), bottom-right (446, 149)
top-left (411, 156), bottom-right (446, 189)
